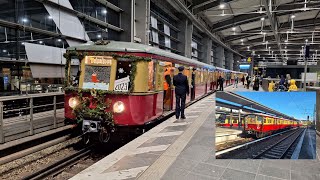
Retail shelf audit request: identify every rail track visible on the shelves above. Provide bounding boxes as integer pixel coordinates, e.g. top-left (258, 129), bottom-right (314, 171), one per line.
top-left (22, 145), bottom-right (96, 180)
top-left (1, 91), bottom-right (215, 179)
top-left (253, 128), bottom-right (304, 159)
top-left (216, 128), bottom-right (305, 159)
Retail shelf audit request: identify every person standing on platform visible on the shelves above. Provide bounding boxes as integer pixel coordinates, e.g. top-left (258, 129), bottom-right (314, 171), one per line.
top-left (233, 75), bottom-right (239, 88)
top-left (173, 66), bottom-right (189, 119)
top-left (191, 68), bottom-right (196, 101)
top-left (253, 76), bottom-right (260, 91)
top-left (218, 76), bottom-right (224, 91)
top-left (163, 67), bottom-right (173, 110)
top-left (246, 75), bottom-right (251, 89)
top-left (241, 75), bottom-right (245, 85)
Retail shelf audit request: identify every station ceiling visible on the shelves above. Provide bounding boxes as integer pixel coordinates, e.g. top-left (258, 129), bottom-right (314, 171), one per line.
top-left (216, 91), bottom-right (296, 120)
top-left (190, 0), bottom-right (320, 63)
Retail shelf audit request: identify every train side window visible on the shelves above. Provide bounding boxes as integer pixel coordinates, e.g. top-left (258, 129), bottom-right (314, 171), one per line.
top-left (147, 61), bottom-right (156, 91)
top-left (156, 62), bottom-right (164, 90)
top-left (257, 116), bottom-right (263, 122)
top-left (69, 57), bottom-right (81, 87)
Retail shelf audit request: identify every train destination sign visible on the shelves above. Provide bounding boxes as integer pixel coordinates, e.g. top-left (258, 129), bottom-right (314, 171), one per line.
top-left (85, 56), bottom-right (113, 66)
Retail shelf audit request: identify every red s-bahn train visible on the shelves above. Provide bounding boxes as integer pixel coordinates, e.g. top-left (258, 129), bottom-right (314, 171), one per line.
top-left (64, 41), bottom-right (245, 143)
top-left (243, 113), bottom-right (301, 138)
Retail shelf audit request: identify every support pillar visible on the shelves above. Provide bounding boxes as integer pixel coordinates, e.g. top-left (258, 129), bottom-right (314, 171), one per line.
top-left (234, 55), bottom-right (241, 71)
top-left (215, 46), bottom-right (224, 68)
top-left (134, 0), bottom-right (150, 44)
top-left (119, 0), bottom-right (134, 42)
top-left (202, 36), bottom-right (212, 64)
top-left (185, 20), bottom-right (193, 58)
top-left (226, 51), bottom-right (234, 70)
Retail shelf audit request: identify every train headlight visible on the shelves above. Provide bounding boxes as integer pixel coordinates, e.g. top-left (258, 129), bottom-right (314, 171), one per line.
top-left (68, 97), bottom-right (79, 109)
top-left (113, 101), bottom-right (125, 113)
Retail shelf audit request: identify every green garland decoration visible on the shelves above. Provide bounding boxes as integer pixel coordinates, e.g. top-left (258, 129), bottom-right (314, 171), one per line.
top-left (72, 89), bottom-right (114, 127)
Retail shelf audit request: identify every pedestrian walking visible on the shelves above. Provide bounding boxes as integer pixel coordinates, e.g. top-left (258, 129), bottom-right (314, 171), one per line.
top-left (246, 75), bottom-right (251, 89)
top-left (191, 68), bottom-right (196, 101)
top-left (218, 76), bottom-right (224, 91)
top-left (233, 75), bottom-right (239, 88)
top-left (173, 66), bottom-right (189, 119)
top-left (241, 76), bottom-right (245, 85)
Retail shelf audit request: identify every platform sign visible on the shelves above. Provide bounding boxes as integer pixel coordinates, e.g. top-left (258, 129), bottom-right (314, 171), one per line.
top-left (247, 57), bottom-right (252, 62)
top-left (114, 76), bottom-right (130, 92)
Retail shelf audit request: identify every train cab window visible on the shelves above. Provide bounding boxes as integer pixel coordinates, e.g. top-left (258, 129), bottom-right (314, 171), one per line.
top-left (245, 115), bottom-right (255, 123)
top-left (257, 116), bottom-right (263, 123)
top-left (233, 119), bottom-right (237, 124)
top-left (69, 57), bottom-right (81, 87)
top-left (200, 70), bottom-right (204, 83)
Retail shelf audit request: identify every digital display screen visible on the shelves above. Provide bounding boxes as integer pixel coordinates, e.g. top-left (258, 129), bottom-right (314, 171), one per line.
top-left (239, 64), bottom-right (250, 70)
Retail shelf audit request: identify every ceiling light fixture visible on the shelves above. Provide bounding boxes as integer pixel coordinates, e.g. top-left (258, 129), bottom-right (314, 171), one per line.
top-left (232, 27), bottom-right (236, 31)
top-left (261, 17), bottom-right (265, 21)
top-left (219, 4), bottom-right (225, 9)
top-left (291, 15), bottom-right (296, 19)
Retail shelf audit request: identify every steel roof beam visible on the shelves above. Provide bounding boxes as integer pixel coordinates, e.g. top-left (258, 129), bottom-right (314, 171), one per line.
top-left (226, 17), bottom-right (320, 43)
top-left (192, 0), bottom-right (235, 14)
top-left (209, 1), bottom-right (320, 32)
top-left (171, 0), bottom-right (244, 57)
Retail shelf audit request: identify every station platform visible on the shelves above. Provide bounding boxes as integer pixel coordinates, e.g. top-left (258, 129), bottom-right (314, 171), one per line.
top-left (297, 127), bottom-right (317, 159)
top-left (226, 83), bottom-right (265, 92)
top-left (215, 127), bottom-right (242, 144)
top-left (70, 93), bottom-right (215, 180)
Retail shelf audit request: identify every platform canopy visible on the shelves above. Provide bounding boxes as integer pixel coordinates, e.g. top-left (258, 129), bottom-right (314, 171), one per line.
top-left (216, 91), bottom-right (296, 120)
top-left (190, 0), bottom-right (320, 65)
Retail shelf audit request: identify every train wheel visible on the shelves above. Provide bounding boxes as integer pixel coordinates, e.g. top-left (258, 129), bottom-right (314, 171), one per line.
top-left (99, 126), bottom-right (111, 143)
top-left (256, 132), bottom-right (264, 138)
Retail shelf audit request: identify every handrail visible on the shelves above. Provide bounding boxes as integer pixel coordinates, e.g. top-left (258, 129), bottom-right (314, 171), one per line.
top-left (0, 93), bottom-right (65, 144)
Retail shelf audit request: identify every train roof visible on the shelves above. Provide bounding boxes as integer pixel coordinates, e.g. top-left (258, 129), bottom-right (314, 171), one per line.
top-left (67, 41), bottom-right (244, 73)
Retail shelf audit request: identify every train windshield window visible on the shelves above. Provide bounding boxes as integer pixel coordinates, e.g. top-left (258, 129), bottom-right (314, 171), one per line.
top-left (83, 65), bottom-right (111, 90)
top-left (115, 60), bottom-right (132, 92)
top-left (257, 116), bottom-right (263, 122)
top-left (245, 115), bottom-right (255, 123)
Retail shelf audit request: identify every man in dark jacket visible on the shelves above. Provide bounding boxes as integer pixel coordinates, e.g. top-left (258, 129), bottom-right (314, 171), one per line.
top-left (218, 76), bottom-right (224, 91)
top-left (173, 66), bottom-right (189, 119)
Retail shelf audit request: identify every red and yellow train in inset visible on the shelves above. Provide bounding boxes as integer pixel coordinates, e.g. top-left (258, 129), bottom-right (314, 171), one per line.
top-left (244, 113), bottom-right (302, 138)
top-left (64, 41), bottom-right (246, 143)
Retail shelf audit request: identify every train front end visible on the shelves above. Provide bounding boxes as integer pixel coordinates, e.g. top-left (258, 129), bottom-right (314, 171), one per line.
top-left (63, 44), bottom-right (163, 143)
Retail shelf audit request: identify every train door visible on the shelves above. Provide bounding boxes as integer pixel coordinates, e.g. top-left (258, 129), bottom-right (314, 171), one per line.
top-left (256, 115), bottom-right (264, 137)
top-left (162, 62), bottom-right (173, 111)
